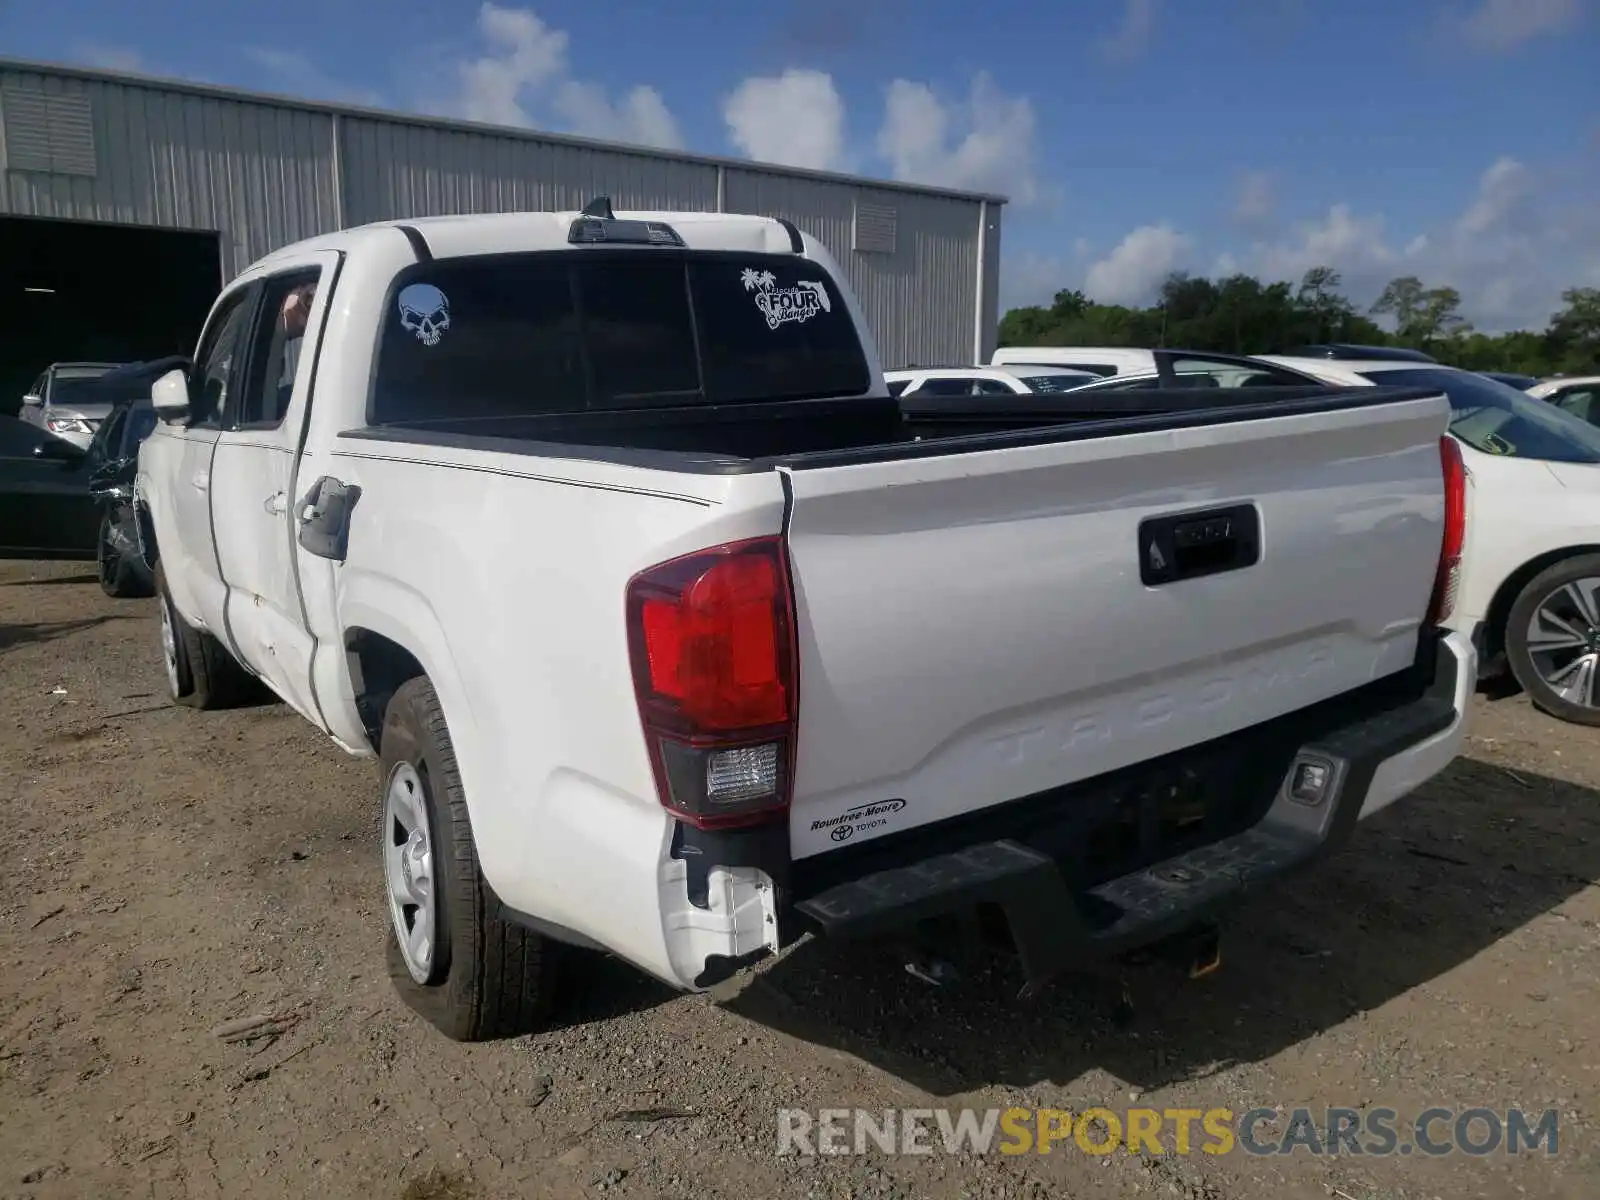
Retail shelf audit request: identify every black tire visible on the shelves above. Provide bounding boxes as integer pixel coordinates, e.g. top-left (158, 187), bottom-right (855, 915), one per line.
top-left (379, 676), bottom-right (554, 1041)
top-left (153, 560), bottom-right (257, 709)
top-left (1505, 553), bottom-right (1600, 727)
top-left (97, 513), bottom-right (155, 598)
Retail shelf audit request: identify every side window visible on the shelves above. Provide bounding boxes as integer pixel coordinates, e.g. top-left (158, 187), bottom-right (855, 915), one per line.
top-left (1553, 387), bottom-right (1600, 425)
top-left (98, 406), bottom-right (128, 454)
top-left (123, 405), bottom-right (158, 454)
top-left (237, 270), bottom-right (322, 429)
top-left (189, 290), bottom-right (256, 429)
top-left (886, 379), bottom-right (911, 397)
top-left (914, 377), bottom-right (981, 396)
top-left (1065, 363), bottom-right (1117, 376)
top-left (1077, 375), bottom-right (1158, 392)
top-left (1168, 354), bottom-right (1313, 388)
top-left (974, 378), bottom-right (1016, 396)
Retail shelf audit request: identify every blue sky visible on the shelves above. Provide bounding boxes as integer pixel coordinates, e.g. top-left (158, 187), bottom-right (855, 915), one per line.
top-left (2, 0), bottom-right (1596, 329)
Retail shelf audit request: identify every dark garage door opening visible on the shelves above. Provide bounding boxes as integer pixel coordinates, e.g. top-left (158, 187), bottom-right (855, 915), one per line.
top-left (0, 216), bottom-right (221, 417)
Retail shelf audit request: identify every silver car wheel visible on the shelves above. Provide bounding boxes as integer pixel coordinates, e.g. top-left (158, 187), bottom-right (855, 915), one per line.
top-left (159, 598), bottom-right (180, 697)
top-left (383, 762), bottom-right (438, 983)
top-left (1526, 578), bottom-right (1600, 709)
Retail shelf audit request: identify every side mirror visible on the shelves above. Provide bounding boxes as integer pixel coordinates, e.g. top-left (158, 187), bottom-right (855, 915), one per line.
top-left (32, 438), bottom-right (84, 462)
top-left (22, 393), bottom-right (42, 407)
top-left (151, 369), bottom-right (192, 423)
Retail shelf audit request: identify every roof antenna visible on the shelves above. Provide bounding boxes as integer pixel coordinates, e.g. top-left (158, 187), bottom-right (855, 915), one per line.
top-left (580, 196), bottom-right (615, 220)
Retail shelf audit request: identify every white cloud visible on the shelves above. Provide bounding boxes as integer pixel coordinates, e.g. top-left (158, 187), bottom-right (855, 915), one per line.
top-left (1221, 155), bottom-right (1600, 329)
top-left (722, 69), bottom-right (848, 171)
top-left (1246, 203), bottom-right (1398, 285)
top-left (1084, 224), bottom-right (1193, 306)
top-left (1454, 0), bottom-right (1584, 51)
top-left (451, 3), bottom-right (682, 149)
top-left (1455, 155), bottom-right (1533, 235)
top-left (1232, 169), bottom-right (1276, 224)
top-left (876, 73), bottom-right (1042, 202)
top-left (455, 4), bottom-right (566, 125)
top-left (77, 45), bottom-right (145, 72)
top-left (553, 80), bottom-right (681, 151)
top-left (1100, 0), bottom-right (1157, 61)
top-left (247, 48), bottom-right (384, 107)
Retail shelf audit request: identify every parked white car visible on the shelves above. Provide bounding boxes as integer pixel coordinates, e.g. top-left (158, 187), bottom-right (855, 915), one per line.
top-left (134, 201), bottom-right (1473, 1040)
top-left (1264, 356), bottom-right (1600, 725)
top-left (989, 346), bottom-right (1158, 377)
top-left (20, 361), bottom-right (125, 449)
top-left (1043, 349), bottom-right (1329, 394)
top-left (1528, 375), bottom-right (1600, 424)
top-left (884, 365), bottom-right (1098, 397)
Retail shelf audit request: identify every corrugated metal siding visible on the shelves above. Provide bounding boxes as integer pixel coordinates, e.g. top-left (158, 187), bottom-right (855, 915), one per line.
top-left (725, 167), bottom-right (977, 369)
top-left (0, 67), bottom-right (339, 276)
top-left (0, 65), bottom-right (997, 366)
top-left (339, 116), bottom-right (720, 223)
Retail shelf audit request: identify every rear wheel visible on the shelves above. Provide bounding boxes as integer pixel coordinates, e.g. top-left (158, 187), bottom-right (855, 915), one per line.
top-left (1505, 554), bottom-right (1600, 727)
top-left (153, 561), bottom-right (257, 709)
top-left (97, 513), bottom-right (154, 598)
top-left (379, 676), bottom-right (554, 1040)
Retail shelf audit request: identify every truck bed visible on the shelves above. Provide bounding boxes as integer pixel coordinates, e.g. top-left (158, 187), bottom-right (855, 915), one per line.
top-left (338, 384), bottom-right (1440, 473)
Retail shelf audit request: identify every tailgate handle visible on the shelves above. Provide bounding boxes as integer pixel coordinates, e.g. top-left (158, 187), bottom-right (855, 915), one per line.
top-left (1139, 503), bottom-right (1260, 586)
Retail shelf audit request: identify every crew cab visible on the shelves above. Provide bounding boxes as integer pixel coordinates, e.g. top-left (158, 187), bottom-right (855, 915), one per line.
top-left (136, 200), bottom-right (1475, 1041)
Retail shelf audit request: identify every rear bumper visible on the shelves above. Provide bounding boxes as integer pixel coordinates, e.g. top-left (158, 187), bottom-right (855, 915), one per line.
top-left (789, 630), bottom-right (1473, 987)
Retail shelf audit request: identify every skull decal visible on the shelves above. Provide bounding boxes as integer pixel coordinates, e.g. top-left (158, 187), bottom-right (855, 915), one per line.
top-left (397, 283), bottom-right (451, 346)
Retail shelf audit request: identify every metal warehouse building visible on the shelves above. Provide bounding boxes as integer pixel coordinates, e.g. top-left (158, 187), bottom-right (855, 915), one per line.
top-left (0, 57), bottom-right (1005, 408)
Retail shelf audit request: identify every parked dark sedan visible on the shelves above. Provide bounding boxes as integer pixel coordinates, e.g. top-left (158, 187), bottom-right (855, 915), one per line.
top-left (88, 397), bottom-right (160, 596)
top-left (0, 415), bottom-right (98, 559)
top-left (0, 357), bottom-right (175, 594)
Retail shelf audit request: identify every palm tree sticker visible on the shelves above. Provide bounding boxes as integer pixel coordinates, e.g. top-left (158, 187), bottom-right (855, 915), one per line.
top-left (740, 268), bottom-right (777, 293)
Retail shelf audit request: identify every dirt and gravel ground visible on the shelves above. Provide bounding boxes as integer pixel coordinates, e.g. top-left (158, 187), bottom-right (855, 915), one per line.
top-left (2, 558), bottom-right (1597, 1200)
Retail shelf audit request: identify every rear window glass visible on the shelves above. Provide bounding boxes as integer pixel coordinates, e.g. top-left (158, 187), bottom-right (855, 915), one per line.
top-left (1364, 368), bottom-right (1600, 464)
top-left (372, 252), bottom-right (870, 424)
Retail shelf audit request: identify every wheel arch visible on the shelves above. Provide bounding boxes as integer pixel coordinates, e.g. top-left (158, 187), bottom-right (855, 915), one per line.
top-left (345, 626), bottom-right (427, 752)
top-left (1482, 543), bottom-right (1600, 663)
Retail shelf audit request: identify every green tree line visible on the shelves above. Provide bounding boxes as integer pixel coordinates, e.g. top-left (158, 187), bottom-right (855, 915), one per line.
top-left (998, 269), bottom-right (1600, 377)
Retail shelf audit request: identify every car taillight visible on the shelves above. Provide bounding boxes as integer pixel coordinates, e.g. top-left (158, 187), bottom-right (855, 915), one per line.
top-left (1426, 436), bottom-right (1466, 626)
top-left (625, 536), bottom-right (798, 830)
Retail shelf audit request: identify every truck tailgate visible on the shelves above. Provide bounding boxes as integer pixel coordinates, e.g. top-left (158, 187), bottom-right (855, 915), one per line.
top-left (781, 393), bottom-right (1450, 858)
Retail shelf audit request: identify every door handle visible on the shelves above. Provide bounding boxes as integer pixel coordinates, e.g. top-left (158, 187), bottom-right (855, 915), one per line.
top-left (191, 472), bottom-right (209, 492)
top-left (264, 491), bottom-right (287, 516)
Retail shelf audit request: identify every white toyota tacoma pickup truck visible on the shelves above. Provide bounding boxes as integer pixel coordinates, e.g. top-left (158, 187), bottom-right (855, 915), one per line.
top-left (136, 200), bottom-right (1475, 1040)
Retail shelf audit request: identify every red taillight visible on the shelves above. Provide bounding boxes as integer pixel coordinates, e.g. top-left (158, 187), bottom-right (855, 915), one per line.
top-left (626, 536), bottom-right (798, 830)
top-left (1426, 436), bottom-right (1466, 626)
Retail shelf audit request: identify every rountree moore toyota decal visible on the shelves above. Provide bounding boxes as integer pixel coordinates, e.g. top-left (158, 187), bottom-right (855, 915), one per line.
top-left (741, 268), bottom-right (832, 330)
